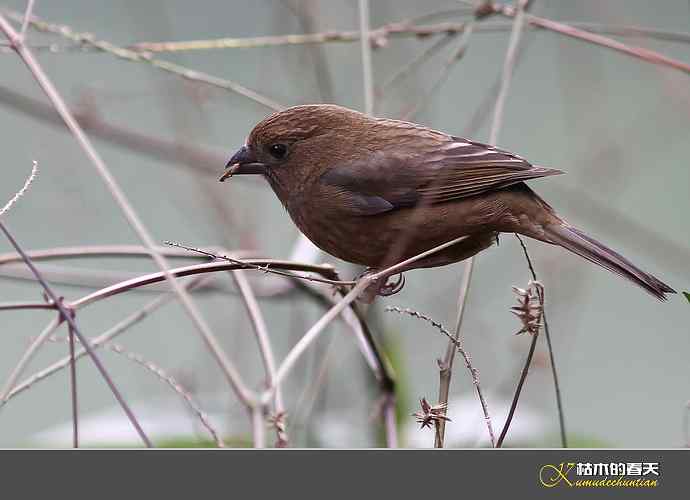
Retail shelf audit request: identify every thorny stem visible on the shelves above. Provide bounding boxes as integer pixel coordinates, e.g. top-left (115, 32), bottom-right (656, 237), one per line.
top-left (436, 260), bottom-right (477, 447)
top-left (386, 307), bottom-right (494, 448)
top-left (0, 160), bottom-right (37, 216)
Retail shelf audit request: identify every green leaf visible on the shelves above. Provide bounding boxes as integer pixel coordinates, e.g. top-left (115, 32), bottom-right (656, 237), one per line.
top-left (683, 291), bottom-right (690, 304)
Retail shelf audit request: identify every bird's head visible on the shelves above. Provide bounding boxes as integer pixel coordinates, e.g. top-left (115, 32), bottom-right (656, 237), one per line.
top-left (219, 104), bottom-right (369, 187)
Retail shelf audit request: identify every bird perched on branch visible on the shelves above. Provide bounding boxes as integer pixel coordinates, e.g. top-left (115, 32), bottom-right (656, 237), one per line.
top-left (220, 104), bottom-right (674, 301)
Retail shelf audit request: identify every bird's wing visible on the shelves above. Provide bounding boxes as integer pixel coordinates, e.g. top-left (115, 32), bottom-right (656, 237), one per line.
top-left (320, 135), bottom-right (563, 216)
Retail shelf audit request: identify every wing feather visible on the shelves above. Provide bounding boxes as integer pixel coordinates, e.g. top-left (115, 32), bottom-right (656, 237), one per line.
top-left (320, 130), bottom-right (562, 215)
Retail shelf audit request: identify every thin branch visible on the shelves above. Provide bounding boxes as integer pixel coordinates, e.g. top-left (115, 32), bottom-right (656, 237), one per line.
top-left (490, 1), bottom-right (690, 75)
top-left (251, 406), bottom-right (266, 448)
top-left (264, 279), bottom-right (371, 404)
top-left (0, 301), bottom-right (57, 312)
top-left (46, 336), bottom-right (227, 448)
top-left (489, 0), bottom-right (527, 145)
top-left (0, 244), bottom-right (242, 265)
top-left (435, 0), bottom-right (529, 449)
top-left (0, 84), bottom-right (225, 177)
top-left (496, 280), bottom-right (544, 447)
top-left (261, 234), bottom-right (470, 405)
top-left (515, 234), bottom-right (567, 447)
top-left (376, 31), bottom-right (458, 101)
top-left (382, 394), bottom-right (398, 448)
top-left (400, 23), bottom-right (474, 121)
top-left (386, 306), bottom-right (495, 447)
top-left (294, 279), bottom-right (398, 447)
top-left (496, 321), bottom-right (539, 448)
top-left (436, 260), bottom-right (475, 446)
top-left (1, 275), bottom-right (212, 408)
top-left (67, 324), bottom-right (79, 448)
top-left (0, 317), bottom-right (59, 401)
top-left (0, 220), bottom-right (152, 447)
top-left (1, 8), bottom-right (284, 110)
top-left (0, 12), bottom-right (255, 409)
top-left (165, 242), bottom-right (352, 287)
top-left (358, 0), bottom-right (374, 115)
top-left (17, 0), bottom-right (32, 40)
top-left (105, 341), bottom-right (226, 448)
top-left (0, 160), bottom-right (37, 216)
top-left (231, 270), bottom-right (287, 447)
top-left (121, 21), bottom-right (690, 52)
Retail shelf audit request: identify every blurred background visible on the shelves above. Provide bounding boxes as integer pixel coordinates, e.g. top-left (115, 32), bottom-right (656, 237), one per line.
top-left (0, 0), bottom-right (688, 448)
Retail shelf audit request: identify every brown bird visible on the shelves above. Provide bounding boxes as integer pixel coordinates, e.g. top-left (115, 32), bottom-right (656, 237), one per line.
top-left (220, 104), bottom-right (675, 301)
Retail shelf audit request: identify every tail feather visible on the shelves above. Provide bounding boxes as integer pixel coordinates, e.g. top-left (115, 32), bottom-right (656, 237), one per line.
top-left (545, 224), bottom-right (676, 301)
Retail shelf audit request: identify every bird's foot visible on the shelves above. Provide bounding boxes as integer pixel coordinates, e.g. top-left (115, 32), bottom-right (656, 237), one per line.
top-left (378, 273), bottom-right (406, 296)
top-left (356, 269), bottom-right (406, 303)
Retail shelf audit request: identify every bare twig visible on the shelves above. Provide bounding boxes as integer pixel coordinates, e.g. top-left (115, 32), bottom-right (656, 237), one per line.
top-left (264, 279), bottom-right (370, 404)
top-left (386, 306), bottom-right (495, 447)
top-left (165, 241), bottom-right (353, 287)
top-left (515, 235), bottom-right (566, 447)
top-left (358, 0), bottom-right (374, 115)
top-left (17, 0), bottom-right (32, 40)
top-left (0, 244), bottom-right (253, 266)
top-left (0, 220), bottom-right (152, 447)
top-left (231, 270), bottom-right (287, 447)
top-left (121, 20), bottom-right (690, 52)
top-left (67, 324), bottom-right (79, 448)
top-left (400, 23), bottom-right (474, 120)
top-left (382, 395), bottom-right (398, 448)
top-left (0, 12), bottom-right (255, 409)
top-left (1, 275), bottom-right (212, 408)
top-left (0, 317), bottom-right (60, 401)
top-left (435, 0), bottom-right (529, 449)
top-left (496, 280), bottom-right (545, 447)
top-left (489, 0), bottom-right (527, 145)
top-left (294, 279), bottom-right (398, 447)
top-left (683, 400), bottom-right (690, 448)
top-left (435, 261), bottom-right (475, 447)
top-left (0, 84), bottom-right (225, 176)
top-left (489, 1), bottom-right (690, 75)
top-left (251, 405), bottom-right (266, 448)
top-left (1, 9), bottom-right (285, 111)
top-left (376, 31), bottom-right (458, 102)
top-left (46, 336), bottom-right (227, 448)
top-left (0, 160), bottom-right (37, 216)
top-left (260, 235), bottom-right (470, 406)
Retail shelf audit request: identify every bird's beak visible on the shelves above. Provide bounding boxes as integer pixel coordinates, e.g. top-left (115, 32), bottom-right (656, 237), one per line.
top-left (219, 145), bottom-right (267, 182)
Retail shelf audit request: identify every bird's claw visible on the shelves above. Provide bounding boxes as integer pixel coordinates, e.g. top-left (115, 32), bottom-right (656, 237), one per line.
top-left (357, 270), bottom-right (406, 303)
top-left (378, 273), bottom-right (406, 296)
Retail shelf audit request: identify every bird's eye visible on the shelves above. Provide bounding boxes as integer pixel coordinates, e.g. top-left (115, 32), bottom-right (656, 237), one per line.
top-left (268, 143), bottom-right (288, 160)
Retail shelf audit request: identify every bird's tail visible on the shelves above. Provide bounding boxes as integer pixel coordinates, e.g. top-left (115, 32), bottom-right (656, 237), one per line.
top-left (544, 223), bottom-right (675, 301)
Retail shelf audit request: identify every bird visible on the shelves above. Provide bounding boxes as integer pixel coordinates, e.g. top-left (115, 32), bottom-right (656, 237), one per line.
top-left (219, 104), bottom-right (675, 301)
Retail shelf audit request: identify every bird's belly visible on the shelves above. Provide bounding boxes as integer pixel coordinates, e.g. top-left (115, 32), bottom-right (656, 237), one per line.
top-left (289, 201), bottom-right (498, 269)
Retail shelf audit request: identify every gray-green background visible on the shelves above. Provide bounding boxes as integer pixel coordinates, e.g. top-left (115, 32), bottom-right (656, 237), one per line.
top-left (0, 0), bottom-right (688, 447)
